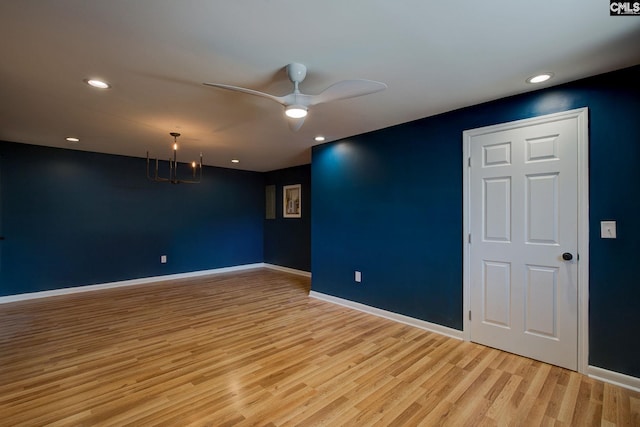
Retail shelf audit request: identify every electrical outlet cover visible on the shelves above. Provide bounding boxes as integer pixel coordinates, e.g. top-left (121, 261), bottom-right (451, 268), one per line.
top-left (600, 221), bottom-right (616, 239)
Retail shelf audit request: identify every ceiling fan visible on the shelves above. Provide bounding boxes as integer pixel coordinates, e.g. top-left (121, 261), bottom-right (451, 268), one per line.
top-left (203, 63), bottom-right (387, 131)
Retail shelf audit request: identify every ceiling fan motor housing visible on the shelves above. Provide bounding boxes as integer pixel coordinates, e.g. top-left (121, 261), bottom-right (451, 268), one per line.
top-left (287, 63), bottom-right (307, 84)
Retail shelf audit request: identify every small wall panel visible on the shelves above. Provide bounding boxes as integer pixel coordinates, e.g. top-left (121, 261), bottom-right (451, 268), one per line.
top-left (265, 185), bottom-right (276, 219)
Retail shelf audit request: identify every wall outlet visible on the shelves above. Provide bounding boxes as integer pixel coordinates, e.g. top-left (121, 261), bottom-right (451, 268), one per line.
top-left (161, 255), bottom-right (167, 264)
top-left (355, 271), bottom-right (362, 283)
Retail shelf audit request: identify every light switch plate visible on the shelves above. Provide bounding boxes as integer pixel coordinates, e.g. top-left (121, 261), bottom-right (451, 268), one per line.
top-left (355, 271), bottom-right (362, 282)
top-left (601, 221), bottom-right (616, 239)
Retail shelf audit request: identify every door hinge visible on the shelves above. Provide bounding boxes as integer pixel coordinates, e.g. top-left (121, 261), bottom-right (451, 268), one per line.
top-left (469, 310), bottom-right (472, 321)
top-left (468, 233), bottom-right (471, 244)
top-left (468, 157), bottom-right (471, 167)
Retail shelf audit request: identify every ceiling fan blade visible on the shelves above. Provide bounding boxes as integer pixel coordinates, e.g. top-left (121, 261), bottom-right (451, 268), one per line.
top-left (203, 83), bottom-right (286, 105)
top-left (287, 115), bottom-right (306, 132)
top-left (309, 79), bottom-right (387, 106)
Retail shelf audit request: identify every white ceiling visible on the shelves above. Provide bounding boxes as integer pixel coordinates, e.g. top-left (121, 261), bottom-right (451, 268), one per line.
top-left (1, 1), bottom-right (639, 172)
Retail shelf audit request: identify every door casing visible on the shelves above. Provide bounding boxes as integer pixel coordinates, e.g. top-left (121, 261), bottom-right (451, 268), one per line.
top-left (462, 107), bottom-right (589, 373)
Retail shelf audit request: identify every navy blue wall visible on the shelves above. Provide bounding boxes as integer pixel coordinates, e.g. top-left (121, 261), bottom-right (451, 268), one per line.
top-left (0, 142), bottom-right (264, 296)
top-left (311, 65), bottom-right (640, 377)
top-left (263, 164), bottom-right (311, 272)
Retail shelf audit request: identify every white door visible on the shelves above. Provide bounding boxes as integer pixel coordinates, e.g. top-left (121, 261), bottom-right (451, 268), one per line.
top-left (464, 109), bottom-right (588, 371)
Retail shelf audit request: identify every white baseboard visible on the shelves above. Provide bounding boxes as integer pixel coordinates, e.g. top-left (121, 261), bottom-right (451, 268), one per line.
top-left (263, 263), bottom-right (311, 278)
top-left (309, 290), bottom-right (463, 340)
top-left (0, 263), bottom-right (266, 304)
top-left (588, 365), bottom-right (640, 392)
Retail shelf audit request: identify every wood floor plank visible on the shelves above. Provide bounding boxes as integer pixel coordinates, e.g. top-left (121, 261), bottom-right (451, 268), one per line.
top-left (1, 269), bottom-right (638, 426)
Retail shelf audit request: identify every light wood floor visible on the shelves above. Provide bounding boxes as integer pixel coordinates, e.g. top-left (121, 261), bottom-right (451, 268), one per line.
top-left (1, 269), bottom-right (638, 426)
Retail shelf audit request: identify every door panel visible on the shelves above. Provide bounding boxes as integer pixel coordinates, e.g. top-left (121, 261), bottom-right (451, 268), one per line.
top-left (483, 261), bottom-right (511, 328)
top-left (484, 177), bottom-right (511, 242)
top-left (526, 173), bottom-right (558, 244)
top-left (524, 265), bottom-right (558, 338)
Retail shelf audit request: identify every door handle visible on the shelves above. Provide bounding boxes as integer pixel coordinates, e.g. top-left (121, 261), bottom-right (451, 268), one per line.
top-left (562, 252), bottom-right (573, 261)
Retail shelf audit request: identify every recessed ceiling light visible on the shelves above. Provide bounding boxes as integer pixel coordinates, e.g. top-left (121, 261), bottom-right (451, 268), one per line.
top-left (65, 137), bottom-right (80, 142)
top-left (231, 159), bottom-right (240, 163)
top-left (527, 73), bottom-right (553, 84)
top-left (314, 136), bottom-right (326, 142)
top-left (84, 78), bottom-right (111, 89)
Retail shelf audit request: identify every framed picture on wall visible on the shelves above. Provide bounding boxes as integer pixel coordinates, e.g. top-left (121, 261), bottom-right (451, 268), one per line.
top-left (283, 184), bottom-right (302, 218)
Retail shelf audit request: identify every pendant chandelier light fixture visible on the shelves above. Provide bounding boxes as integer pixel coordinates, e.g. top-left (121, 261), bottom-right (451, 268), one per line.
top-left (146, 132), bottom-right (202, 184)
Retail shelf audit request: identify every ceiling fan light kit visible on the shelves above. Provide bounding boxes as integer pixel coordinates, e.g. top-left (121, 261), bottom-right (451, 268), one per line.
top-left (146, 132), bottom-right (203, 184)
top-left (204, 63), bottom-right (387, 131)
top-left (285, 105), bottom-right (308, 118)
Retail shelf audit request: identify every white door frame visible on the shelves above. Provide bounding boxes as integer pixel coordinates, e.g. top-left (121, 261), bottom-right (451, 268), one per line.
top-left (462, 107), bottom-right (589, 374)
